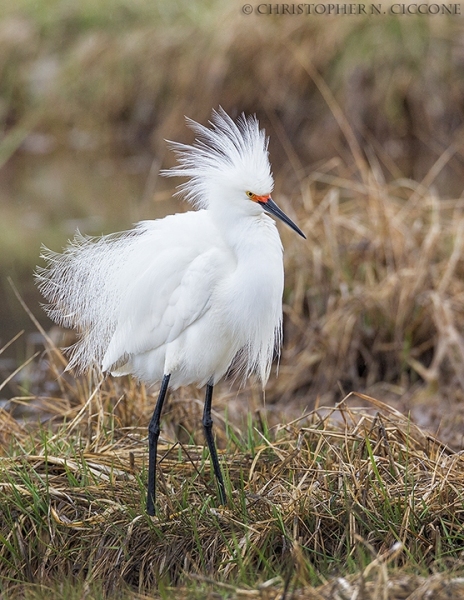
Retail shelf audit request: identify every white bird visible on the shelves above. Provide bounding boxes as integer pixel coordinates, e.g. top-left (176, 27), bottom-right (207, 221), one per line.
top-left (36, 108), bottom-right (305, 515)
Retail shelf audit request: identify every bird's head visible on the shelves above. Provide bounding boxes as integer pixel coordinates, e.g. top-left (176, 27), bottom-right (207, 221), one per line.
top-left (162, 108), bottom-right (305, 238)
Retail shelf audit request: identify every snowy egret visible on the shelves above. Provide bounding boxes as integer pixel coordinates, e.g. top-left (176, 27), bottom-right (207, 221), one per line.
top-left (36, 108), bottom-right (305, 515)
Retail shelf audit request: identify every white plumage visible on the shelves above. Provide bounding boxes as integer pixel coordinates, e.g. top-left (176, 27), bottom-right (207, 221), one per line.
top-left (36, 108), bottom-right (305, 514)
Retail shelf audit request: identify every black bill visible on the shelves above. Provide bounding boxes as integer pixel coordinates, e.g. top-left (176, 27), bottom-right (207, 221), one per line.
top-left (259, 198), bottom-right (306, 239)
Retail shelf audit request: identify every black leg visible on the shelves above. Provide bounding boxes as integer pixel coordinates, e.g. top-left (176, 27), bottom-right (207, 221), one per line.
top-left (202, 383), bottom-right (227, 505)
top-left (147, 373), bottom-right (170, 516)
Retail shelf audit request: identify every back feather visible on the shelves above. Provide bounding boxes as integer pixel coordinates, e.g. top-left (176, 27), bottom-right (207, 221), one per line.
top-left (35, 227), bottom-right (147, 373)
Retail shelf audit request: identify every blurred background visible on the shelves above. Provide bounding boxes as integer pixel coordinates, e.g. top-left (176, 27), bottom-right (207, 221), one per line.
top-left (2, 0), bottom-right (464, 442)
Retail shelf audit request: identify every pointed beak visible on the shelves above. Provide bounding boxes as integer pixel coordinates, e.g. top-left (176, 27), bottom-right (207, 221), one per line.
top-left (258, 197), bottom-right (306, 239)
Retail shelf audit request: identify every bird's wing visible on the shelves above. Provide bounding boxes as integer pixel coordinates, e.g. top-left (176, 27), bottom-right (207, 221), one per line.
top-left (37, 210), bottom-right (229, 374)
top-left (101, 240), bottom-right (231, 372)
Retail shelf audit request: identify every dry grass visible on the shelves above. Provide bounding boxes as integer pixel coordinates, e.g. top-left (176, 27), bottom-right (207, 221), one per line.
top-left (2, 360), bottom-right (464, 599)
top-left (271, 170), bottom-right (464, 411)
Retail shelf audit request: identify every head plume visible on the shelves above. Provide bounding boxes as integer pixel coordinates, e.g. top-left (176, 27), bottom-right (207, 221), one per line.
top-left (162, 107), bottom-right (273, 208)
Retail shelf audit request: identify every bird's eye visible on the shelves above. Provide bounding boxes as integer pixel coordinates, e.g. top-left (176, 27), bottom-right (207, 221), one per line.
top-left (246, 191), bottom-right (254, 199)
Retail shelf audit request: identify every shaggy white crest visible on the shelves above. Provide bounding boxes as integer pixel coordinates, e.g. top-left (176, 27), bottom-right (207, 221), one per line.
top-left (36, 108), bottom-right (304, 390)
top-left (163, 107), bottom-right (274, 208)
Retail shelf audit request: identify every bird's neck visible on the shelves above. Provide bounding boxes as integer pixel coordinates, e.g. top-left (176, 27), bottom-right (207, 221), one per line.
top-left (209, 205), bottom-right (281, 258)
